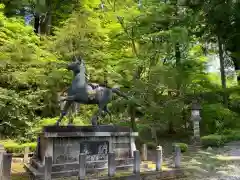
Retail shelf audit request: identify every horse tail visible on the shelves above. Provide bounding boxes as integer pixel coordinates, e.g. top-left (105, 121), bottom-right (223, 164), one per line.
top-left (111, 88), bottom-right (128, 99)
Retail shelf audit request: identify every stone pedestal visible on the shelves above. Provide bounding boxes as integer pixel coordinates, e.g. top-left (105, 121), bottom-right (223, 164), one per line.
top-left (25, 125), bottom-right (138, 179)
top-left (193, 121), bottom-right (200, 140)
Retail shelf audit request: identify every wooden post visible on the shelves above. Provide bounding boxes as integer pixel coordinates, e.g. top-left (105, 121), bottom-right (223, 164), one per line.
top-left (156, 146), bottom-right (162, 171)
top-left (133, 150), bottom-right (140, 174)
top-left (44, 156), bottom-right (52, 180)
top-left (23, 146), bottom-right (29, 163)
top-left (174, 145), bottom-right (181, 168)
top-left (108, 152), bottom-right (116, 177)
top-left (2, 153), bottom-right (12, 180)
top-left (78, 153), bottom-right (86, 180)
top-left (141, 144), bottom-right (147, 161)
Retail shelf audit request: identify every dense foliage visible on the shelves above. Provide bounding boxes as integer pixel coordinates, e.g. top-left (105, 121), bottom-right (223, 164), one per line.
top-left (0, 0), bottom-right (240, 147)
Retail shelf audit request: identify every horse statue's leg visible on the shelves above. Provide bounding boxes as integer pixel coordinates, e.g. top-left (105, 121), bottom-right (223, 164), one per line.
top-left (56, 100), bottom-right (74, 126)
top-left (91, 88), bottom-right (111, 126)
top-left (68, 103), bottom-right (80, 126)
top-left (67, 103), bottom-right (75, 126)
top-left (103, 105), bottom-right (112, 123)
top-left (91, 103), bottom-right (108, 126)
top-left (91, 108), bottom-right (102, 126)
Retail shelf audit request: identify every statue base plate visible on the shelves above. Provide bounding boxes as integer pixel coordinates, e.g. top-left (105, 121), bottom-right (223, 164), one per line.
top-left (25, 125), bottom-right (138, 179)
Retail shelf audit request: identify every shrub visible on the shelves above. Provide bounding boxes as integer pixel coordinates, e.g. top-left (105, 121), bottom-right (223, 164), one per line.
top-left (22, 143), bottom-right (37, 152)
top-left (4, 143), bottom-right (23, 154)
top-left (0, 140), bottom-right (37, 155)
top-left (172, 143), bottom-right (188, 152)
top-left (146, 142), bottom-right (157, 150)
top-left (201, 104), bottom-right (240, 134)
top-left (224, 130), bottom-right (240, 142)
top-left (201, 134), bottom-right (226, 147)
top-left (229, 93), bottom-right (240, 114)
top-left (135, 136), bottom-right (144, 150)
top-left (222, 129), bottom-right (233, 135)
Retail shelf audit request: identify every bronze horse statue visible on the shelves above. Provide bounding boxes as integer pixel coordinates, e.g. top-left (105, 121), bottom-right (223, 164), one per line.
top-left (56, 57), bottom-right (128, 126)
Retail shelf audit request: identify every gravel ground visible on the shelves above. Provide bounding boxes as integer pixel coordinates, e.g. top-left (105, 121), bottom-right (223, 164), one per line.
top-left (177, 141), bottom-right (240, 180)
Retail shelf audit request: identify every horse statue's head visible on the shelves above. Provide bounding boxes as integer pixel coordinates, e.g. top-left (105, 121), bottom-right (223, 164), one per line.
top-left (67, 56), bottom-right (85, 74)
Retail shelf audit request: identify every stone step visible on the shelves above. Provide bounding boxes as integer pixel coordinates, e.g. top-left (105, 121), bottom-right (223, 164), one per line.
top-left (24, 163), bottom-right (41, 177)
top-left (187, 146), bottom-right (202, 152)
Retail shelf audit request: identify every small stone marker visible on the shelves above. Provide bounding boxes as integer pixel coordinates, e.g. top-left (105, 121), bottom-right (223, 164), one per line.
top-left (207, 146), bottom-right (212, 151)
top-left (108, 152), bottom-right (116, 177)
top-left (2, 153), bottom-right (12, 180)
top-left (133, 150), bottom-right (140, 174)
top-left (23, 146), bottom-right (29, 163)
top-left (174, 145), bottom-right (181, 168)
top-left (141, 144), bottom-right (147, 161)
top-left (44, 156), bottom-right (52, 180)
top-left (78, 153), bottom-right (86, 180)
top-left (156, 145), bottom-right (162, 171)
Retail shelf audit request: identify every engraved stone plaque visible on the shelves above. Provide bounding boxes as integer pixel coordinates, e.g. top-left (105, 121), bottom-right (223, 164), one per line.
top-left (80, 141), bottom-right (109, 169)
top-left (53, 137), bottom-right (79, 164)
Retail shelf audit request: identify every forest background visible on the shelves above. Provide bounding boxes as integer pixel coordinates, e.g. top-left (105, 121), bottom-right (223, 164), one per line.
top-left (0, 0), bottom-right (240, 152)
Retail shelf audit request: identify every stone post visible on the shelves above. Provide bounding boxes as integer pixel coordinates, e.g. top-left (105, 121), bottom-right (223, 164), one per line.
top-left (133, 150), bottom-right (140, 174)
top-left (44, 156), bottom-right (52, 180)
top-left (190, 100), bottom-right (202, 144)
top-left (0, 144), bottom-right (6, 176)
top-left (141, 144), bottom-right (147, 161)
top-left (78, 153), bottom-right (86, 180)
top-left (23, 146), bottom-right (29, 163)
top-left (174, 145), bottom-right (181, 168)
top-left (108, 152), bottom-right (116, 177)
top-left (36, 136), bottom-right (40, 160)
top-left (2, 153), bottom-right (12, 180)
top-left (156, 146), bottom-right (162, 171)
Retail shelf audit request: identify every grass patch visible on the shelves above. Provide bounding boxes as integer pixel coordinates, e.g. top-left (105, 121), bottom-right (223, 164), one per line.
top-left (12, 175), bottom-right (29, 180)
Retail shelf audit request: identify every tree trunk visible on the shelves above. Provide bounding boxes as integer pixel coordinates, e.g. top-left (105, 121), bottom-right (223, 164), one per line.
top-left (129, 106), bottom-right (137, 132)
top-left (175, 42), bottom-right (181, 96)
top-left (217, 35), bottom-right (228, 107)
top-left (168, 120), bottom-right (176, 134)
top-left (34, 0), bottom-right (52, 35)
top-left (34, 13), bottom-right (40, 34)
top-left (45, 0), bottom-right (52, 35)
top-left (166, 43), bottom-right (181, 134)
